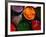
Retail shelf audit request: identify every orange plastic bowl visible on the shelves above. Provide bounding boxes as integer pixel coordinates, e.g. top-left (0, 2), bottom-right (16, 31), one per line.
top-left (23, 6), bottom-right (36, 20)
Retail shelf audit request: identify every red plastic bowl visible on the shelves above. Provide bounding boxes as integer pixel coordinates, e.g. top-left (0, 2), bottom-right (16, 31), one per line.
top-left (32, 20), bottom-right (41, 30)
